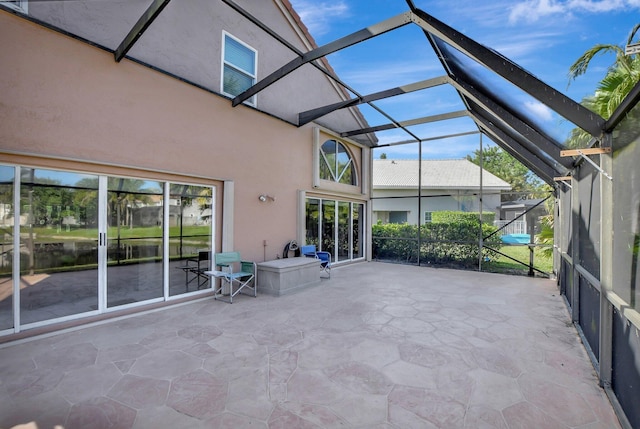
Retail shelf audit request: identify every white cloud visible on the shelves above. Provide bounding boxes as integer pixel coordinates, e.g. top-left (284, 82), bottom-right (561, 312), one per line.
top-left (509, 0), bottom-right (564, 23)
top-left (489, 31), bottom-right (564, 59)
top-left (509, 0), bottom-right (640, 24)
top-left (524, 100), bottom-right (555, 121)
top-left (289, 0), bottom-right (350, 37)
top-left (338, 62), bottom-right (443, 93)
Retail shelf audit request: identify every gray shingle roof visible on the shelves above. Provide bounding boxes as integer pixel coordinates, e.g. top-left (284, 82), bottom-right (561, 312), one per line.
top-left (373, 159), bottom-right (512, 190)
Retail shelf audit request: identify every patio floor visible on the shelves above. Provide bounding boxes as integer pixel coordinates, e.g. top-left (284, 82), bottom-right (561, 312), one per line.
top-left (0, 262), bottom-right (621, 429)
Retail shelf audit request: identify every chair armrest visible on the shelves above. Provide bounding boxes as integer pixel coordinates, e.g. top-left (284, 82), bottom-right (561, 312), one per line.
top-left (240, 261), bottom-right (256, 273)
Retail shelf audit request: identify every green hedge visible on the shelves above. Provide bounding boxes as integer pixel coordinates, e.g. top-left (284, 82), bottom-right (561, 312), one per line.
top-left (372, 212), bottom-right (501, 267)
top-left (431, 211), bottom-right (495, 224)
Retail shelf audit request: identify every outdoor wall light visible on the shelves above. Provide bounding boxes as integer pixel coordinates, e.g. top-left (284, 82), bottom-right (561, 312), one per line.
top-left (259, 194), bottom-right (275, 202)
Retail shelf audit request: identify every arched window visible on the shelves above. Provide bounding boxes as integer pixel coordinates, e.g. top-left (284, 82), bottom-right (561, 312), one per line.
top-left (319, 140), bottom-right (356, 185)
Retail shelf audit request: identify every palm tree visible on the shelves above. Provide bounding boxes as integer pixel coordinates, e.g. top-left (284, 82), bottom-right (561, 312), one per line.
top-left (565, 24), bottom-right (640, 147)
top-left (569, 23), bottom-right (640, 114)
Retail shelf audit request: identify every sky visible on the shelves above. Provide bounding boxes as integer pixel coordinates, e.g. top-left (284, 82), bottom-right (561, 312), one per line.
top-left (288, 0), bottom-right (640, 161)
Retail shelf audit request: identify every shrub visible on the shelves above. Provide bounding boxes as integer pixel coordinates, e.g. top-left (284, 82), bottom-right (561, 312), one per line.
top-left (372, 212), bottom-right (501, 267)
top-left (431, 211), bottom-right (495, 224)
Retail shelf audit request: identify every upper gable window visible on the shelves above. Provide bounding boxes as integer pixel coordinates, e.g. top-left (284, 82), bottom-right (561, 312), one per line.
top-left (1, 0), bottom-right (27, 13)
top-left (222, 32), bottom-right (257, 106)
top-left (320, 140), bottom-right (356, 185)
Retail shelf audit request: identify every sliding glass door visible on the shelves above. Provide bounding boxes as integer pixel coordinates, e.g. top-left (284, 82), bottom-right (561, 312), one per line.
top-left (106, 177), bottom-right (164, 308)
top-left (19, 168), bottom-right (100, 325)
top-left (168, 184), bottom-right (213, 296)
top-left (306, 197), bottom-right (365, 263)
top-left (0, 164), bottom-right (216, 333)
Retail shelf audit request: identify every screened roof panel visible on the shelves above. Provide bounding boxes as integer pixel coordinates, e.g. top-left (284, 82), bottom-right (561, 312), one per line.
top-left (369, 84), bottom-right (468, 123)
top-left (403, 115), bottom-right (478, 139)
top-left (467, 100), bottom-right (570, 176)
top-left (321, 23), bottom-right (443, 94)
top-left (432, 37), bottom-right (577, 147)
top-left (5, 0), bottom-right (620, 179)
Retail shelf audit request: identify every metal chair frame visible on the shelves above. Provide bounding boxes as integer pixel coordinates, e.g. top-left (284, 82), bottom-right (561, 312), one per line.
top-left (211, 251), bottom-right (257, 303)
top-left (176, 250), bottom-right (211, 291)
top-left (301, 244), bottom-right (331, 278)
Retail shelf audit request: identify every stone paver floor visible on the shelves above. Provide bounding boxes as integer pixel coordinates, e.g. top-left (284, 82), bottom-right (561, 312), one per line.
top-left (0, 262), bottom-right (622, 428)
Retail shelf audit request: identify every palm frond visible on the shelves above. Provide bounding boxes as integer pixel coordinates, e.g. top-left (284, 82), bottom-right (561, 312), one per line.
top-left (568, 44), bottom-right (625, 82)
top-left (627, 23), bottom-right (640, 46)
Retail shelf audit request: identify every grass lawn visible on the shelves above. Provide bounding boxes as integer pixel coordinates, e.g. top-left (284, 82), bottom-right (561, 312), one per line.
top-left (485, 244), bottom-right (553, 276)
top-left (26, 225), bottom-right (211, 241)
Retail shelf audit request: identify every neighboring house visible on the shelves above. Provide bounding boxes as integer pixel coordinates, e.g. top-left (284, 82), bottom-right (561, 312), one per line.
top-left (372, 159), bottom-right (511, 225)
top-left (497, 198), bottom-right (547, 236)
top-left (0, 0), bottom-right (375, 337)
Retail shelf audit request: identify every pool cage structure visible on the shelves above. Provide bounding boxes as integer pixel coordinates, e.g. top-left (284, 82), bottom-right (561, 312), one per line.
top-left (227, 1), bottom-right (640, 424)
top-left (1, 0), bottom-right (639, 426)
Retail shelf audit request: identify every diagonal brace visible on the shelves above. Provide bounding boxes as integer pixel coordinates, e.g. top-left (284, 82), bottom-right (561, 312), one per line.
top-left (232, 12), bottom-right (413, 106)
top-left (114, 0), bottom-right (171, 62)
top-left (341, 110), bottom-right (468, 137)
top-left (298, 76), bottom-right (448, 126)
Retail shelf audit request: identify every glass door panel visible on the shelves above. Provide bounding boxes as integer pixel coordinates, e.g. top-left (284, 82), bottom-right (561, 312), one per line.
top-left (305, 198), bottom-right (319, 248)
top-left (337, 201), bottom-right (350, 261)
top-left (168, 184), bottom-right (213, 296)
top-left (353, 203), bottom-right (364, 259)
top-left (306, 198), bottom-right (365, 263)
top-left (321, 200), bottom-right (336, 260)
top-left (106, 177), bottom-right (164, 307)
top-left (0, 166), bottom-right (14, 330)
top-left (19, 168), bottom-right (99, 325)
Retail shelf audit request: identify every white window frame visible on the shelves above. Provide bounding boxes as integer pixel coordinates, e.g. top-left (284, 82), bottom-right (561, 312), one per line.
top-left (319, 139), bottom-right (357, 186)
top-left (221, 31), bottom-right (257, 107)
top-left (1, 0), bottom-right (27, 13)
top-left (424, 211), bottom-right (433, 223)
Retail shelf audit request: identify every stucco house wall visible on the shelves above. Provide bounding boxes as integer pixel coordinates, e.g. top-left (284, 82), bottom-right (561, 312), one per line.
top-left (21, 0), bottom-right (371, 142)
top-left (371, 159), bottom-right (510, 225)
top-left (372, 189), bottom-right (503, 225)
top-left (0, 3), bottom-right (371, 264)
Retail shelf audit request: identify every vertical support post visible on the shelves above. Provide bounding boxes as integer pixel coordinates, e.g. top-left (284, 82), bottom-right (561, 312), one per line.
top-left (98, 175), bottom-right (108, 312)
top-left (417, 140), bottom-right (422, 265)
top-left (479, 133), bottom-right (484, 271)
top-left (222, 181), bottom-right (234, 252)
top-left (13, 166), bottom-right (20, 333)
top-left (27, 169), bottom-right (34, 276)
top-left (163, 182), bottom-right (170, 299)
top-left (571, 171), bottom-right (580, 322)
top-left (599, 133), bottom-right (614, 388)
top-left (527, 210), bottom-right (535, 277)
top-left (297, 191), bottom-right (306, 253)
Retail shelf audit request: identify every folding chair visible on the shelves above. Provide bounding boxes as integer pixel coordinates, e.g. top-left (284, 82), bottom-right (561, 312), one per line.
top-left (176, 250), bottom-right (211, 291)
top-left (301, 244), bottom-right (331, 278)
top-left (316, 251), bottom-right (331, 278)
top-left (301, 244), bottom-right (317, 258)
top-left (212, 251), bottom-right (257, 303)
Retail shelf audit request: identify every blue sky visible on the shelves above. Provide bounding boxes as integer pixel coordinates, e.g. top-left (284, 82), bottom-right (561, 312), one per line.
top-left (289, 0), bottom-right (640, 161)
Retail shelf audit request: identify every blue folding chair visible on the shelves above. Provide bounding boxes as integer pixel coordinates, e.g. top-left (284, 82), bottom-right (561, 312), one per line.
top-left (301, 244), bottom-right (317, 258)
top-left (301, 244), bottom-right (331, 278)
top-left (316, 251), bottom-right (331, 278)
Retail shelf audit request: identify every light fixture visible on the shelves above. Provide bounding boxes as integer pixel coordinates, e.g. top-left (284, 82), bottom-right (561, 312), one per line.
top-left (259, 194), bottom-right (275, 202)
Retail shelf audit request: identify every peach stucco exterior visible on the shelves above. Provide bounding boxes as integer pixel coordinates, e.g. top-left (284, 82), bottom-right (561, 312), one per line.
top-left (0, 10), bottom-right (368, 264)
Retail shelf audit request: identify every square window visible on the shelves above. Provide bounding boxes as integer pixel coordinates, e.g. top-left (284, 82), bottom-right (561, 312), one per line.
top-left (1, 1), bottom-right (27, 13)
top-left (222, 32), bottom-right (257, 106)
top-left (389, 211), bottom-right (407, 224)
